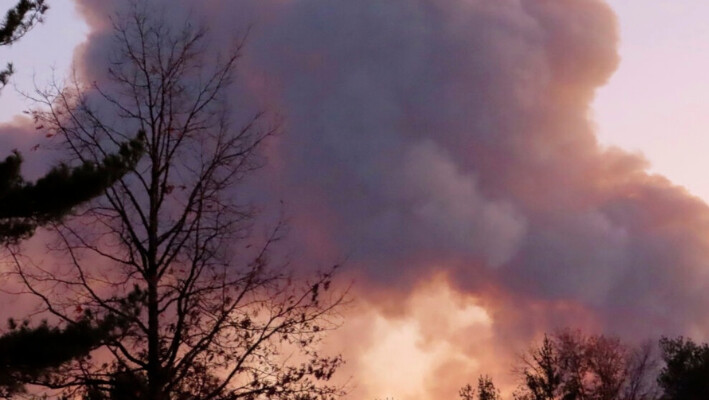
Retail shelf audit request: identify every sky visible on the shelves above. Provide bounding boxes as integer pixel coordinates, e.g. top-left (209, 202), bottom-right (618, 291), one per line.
top-left (3, 1), bottom-right (709, 399)
top-left (595, 0), bottom-right (709, 202)
top-left (0, 0), bottom-right (88, 123)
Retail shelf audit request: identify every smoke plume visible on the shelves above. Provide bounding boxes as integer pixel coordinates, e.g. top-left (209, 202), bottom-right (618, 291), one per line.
top-left (4, 0), bottom-right (709, 398)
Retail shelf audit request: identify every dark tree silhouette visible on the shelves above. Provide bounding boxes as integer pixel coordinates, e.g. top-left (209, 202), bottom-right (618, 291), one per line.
top-left (511, 331), bottom-right (659, 400)
top-left (0, 312), bottom-right (132, 399)
top-left (0, 0), bottom-right (144, 245)
top-left (0, 136), bottom-right (144, 244)
top-left (624, 342), bottom-right (660, 400)
top-left (0, 136), bottom-right (144, 398)
top-left (514, 335), bottom-right (562, 400)
top-left (0, 0), bottom-right (47, 46)
top-left (0, 0), bottom-right (48, 89)
top-left (460, 384), bottom-right (475, 400)
top-left (0, 2), bottom-right (146, 394)
top-left (478, 376), bottom-right (502, 400)
top-left (0, 0), bottom-right (144, 246)
top-left (657, 337), bottom-right (709, 400)
top-left (460, 375), bottom-right (501, 400)
top-left (0, 137), bottom-right (144, 398)
top-left (13, 3), bottom-right (345, 400)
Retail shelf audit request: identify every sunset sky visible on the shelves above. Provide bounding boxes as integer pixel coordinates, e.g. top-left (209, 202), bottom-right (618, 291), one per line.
top-left (2, 1), bottom-right (709, 399)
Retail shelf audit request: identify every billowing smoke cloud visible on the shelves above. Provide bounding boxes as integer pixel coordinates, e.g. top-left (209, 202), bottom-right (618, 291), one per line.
top-left (216, 0), bottom-right (709, 338)
top-left (6, 0), bottom-right (709, 397)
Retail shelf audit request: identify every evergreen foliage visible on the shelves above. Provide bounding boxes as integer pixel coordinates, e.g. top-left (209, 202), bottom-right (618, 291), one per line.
top-left (0, 134), bottom-right (145, 243)
top-left (0, 0), bottom-right (49, 88)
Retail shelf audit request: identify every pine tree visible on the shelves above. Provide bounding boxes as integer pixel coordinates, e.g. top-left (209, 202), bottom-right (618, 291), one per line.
top-left (477, 375), bottom-right (501, 400)
top-left (0, 135), bottom-right (144, 397)
top-left (0, 134), bottom-right (144, 243)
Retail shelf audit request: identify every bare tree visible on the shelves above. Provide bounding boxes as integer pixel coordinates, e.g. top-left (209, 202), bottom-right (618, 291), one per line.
top-left (512, 331), bottom-right (658, 400)
top-left (13, 3), bottom-right (345, 400)
top-left (624, 342), bottom-right (660, 400)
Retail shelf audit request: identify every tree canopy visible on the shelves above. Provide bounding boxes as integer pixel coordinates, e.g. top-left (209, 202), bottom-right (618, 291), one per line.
top-left (467, 331), bottom-right (660, 400)
top-left (657, 337), bottom-right (709, 400)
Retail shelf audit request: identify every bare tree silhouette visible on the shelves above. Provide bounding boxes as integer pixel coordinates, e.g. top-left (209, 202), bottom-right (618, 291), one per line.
top-left (11, 3), bottom-right (346, 400)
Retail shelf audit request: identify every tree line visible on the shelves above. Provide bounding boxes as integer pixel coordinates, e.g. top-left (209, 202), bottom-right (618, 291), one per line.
top-left (461, 330), bottom-right (709, 400)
